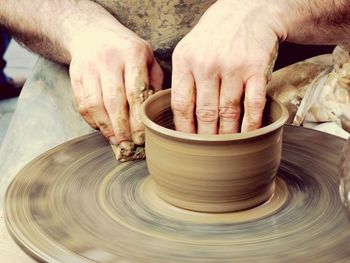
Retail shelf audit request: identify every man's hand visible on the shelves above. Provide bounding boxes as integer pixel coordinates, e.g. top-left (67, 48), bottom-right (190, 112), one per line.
top-left (69, 22), bottom-right (163, 145)
top-left (171, 0), bottom-right (284, 134)
top-left (0, 0), bottom-right (164, 145)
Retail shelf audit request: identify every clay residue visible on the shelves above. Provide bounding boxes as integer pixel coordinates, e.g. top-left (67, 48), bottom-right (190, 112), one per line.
top-left (111, 141), bottom-right (145, 162)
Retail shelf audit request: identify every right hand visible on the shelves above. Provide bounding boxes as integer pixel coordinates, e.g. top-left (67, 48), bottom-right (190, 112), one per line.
top-left (171, 0), bottom-right (283, 135)
top-left (68, 21), bottom-right (164, 145)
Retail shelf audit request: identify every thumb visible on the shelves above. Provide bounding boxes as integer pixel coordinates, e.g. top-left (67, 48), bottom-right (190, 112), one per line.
top-left (149, 60), bottom-right (164, 92)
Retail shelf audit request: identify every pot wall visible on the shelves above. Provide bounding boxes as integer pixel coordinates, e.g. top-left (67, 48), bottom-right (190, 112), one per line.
top-left (142, 89), bottom-right (288, 213)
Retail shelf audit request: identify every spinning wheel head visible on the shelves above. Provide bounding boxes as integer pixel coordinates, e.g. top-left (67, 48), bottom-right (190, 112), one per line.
top-left (4, 126), bottom-right (350, 262)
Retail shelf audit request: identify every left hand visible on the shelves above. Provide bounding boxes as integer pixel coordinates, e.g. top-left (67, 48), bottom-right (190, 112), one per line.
top-left (171, 0), bottom-right (285, 134)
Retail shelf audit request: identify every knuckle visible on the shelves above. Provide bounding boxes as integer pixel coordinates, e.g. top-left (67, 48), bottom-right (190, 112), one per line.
top-left (98, 46), bottom-right (115, 59)
top-left (115, 126), bottom-right (129, 138)
top-left (129, 41), bottom-right (151, 58)
top-left (104, 89), bottom-right (119, 100)
top-left (85, 97), bottom-right (101, 113)
top-left (196, 107), bottom-right (218, 123)
top-left (246, 117), bottom-right (261, 128)
top-left (70, 77), bottom-right (81, 89)
top-left (75, 97), bottom-right (87, 114)
top-left (98, 48), bottom-right (122, 67)
top-left (219, 105), bottom-right (241, 121)
top-left (103, 98), bottom-right (118, 110)
top-left (171, 97), bottom-right (192, 117)
top-left (103, 91), bottom-right (119, 107)
top-left (244, 97), bottom-right (266, 127)
top-left (221, 67), bottom-right (241, 80)
top-left (97, 122), bottom-right (114, 137)
top-left (77, 103), bottom-right (87, 114)
top-left (245, 97), bottom-right (266, 113)
top-left (197, 59), bottom-right (217, 78)
top-left (84, 62), bottom-right (99, 75)
top-left (74, 93), bottom-right (84, 105)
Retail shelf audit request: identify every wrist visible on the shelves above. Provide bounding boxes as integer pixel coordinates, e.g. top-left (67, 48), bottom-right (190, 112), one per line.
top-left (214, 0), bottom-right (288, 42)
top-left (59, 1), bottom-right (122, 61)
top-left (256, 1), bottom-right (289, 42)
top-left (276, 0), bottom-right (350, 45)
top-left (275, 1), bottom-right (311, 44)
top-left (65, 17), bottom-right (117, 56)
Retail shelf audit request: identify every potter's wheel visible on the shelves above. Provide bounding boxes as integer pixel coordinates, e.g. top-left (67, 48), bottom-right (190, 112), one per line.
top-left (4, 126), bottom-right (350, 262)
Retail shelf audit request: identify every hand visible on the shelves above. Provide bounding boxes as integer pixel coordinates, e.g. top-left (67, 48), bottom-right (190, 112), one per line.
top-left (171, 0), bottom-right (285, 134)
top-left (68, 20), bottom-right (163, 145)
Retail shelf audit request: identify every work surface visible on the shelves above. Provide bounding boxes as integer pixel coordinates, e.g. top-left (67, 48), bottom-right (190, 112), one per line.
top-left (3, 125), bottom-right (349, 262)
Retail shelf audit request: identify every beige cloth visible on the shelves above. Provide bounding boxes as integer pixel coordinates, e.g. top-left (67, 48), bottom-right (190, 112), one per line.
top-left (268, 45), bottom-right (350, 139)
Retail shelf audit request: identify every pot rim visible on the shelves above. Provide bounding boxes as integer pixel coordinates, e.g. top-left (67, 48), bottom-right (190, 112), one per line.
top-left (141, 89), bottom-right (289, 142)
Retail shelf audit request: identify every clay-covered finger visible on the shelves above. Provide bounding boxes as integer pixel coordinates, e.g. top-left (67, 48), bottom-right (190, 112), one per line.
top-left (125, 62), bottom-right (150, 145)
top-left (69, 64), bottom-right (97, 129)
top-left (171, 70), bottom-right (196, 133)
top-left (100, 67), bottom-right (131, 144)
top-left (81, 69), bottom-right (114, 140)
top-left (219, 76), bottom-right (243, 134)
top-left (149, 60), bottom-right (164, 92)
top-left (195, 75), bottom-right (220, 134)
top-left (241, 75), bottom-right (267, 132)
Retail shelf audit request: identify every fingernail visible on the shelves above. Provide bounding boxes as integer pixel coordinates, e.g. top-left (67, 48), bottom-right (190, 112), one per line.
top-left (132, 131), bottom-right (145, 145)
top-left (109, 136), bottom-right (118, 145)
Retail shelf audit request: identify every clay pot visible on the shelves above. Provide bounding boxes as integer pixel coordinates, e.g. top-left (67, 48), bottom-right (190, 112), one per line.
top-left (141, 89), bottom-right (289, 213)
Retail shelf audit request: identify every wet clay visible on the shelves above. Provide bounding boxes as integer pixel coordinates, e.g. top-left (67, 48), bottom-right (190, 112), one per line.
top-left (141, 89), bottom-right (289, 212)
top-left (4, 126), bottom-right (350, 262)
top-left (110, 72), bottom-right (154, 162)
top-left (111, 141), bottom-right (145, 162)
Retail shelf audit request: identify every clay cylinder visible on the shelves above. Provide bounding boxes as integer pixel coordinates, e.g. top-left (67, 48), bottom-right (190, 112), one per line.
top-left (142, 89), bottom-right (289, 213)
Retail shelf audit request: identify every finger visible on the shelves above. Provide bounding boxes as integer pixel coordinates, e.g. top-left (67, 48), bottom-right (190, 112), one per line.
top-left (69, 65), bottom-right (97, 129)
top-left (195, 75), bottom-right (220, 134)
top-left (219, 76), bottom-right (243, 134)
top-left (100, 66), bottom-right (131, 144)
top-left (149, 59), bottom-right (164, 92)
top-left (125, 61), bottom-right (149, 145)
top-left (81, 68), bottom-right (114, 140)
top-left (241, 75), bottom-right (267, 132)
top-left (171, 69), bottom-right (196, 133)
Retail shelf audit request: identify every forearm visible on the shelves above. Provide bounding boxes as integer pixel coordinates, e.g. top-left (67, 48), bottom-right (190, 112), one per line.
top-left (0, 0), bottom-right (122, 64)
top-left (280, 0), bottom-right (350, 45)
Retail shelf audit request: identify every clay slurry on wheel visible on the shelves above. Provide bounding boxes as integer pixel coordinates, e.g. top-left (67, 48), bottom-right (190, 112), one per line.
top-left (4, 126), bottom-right (350, 262)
